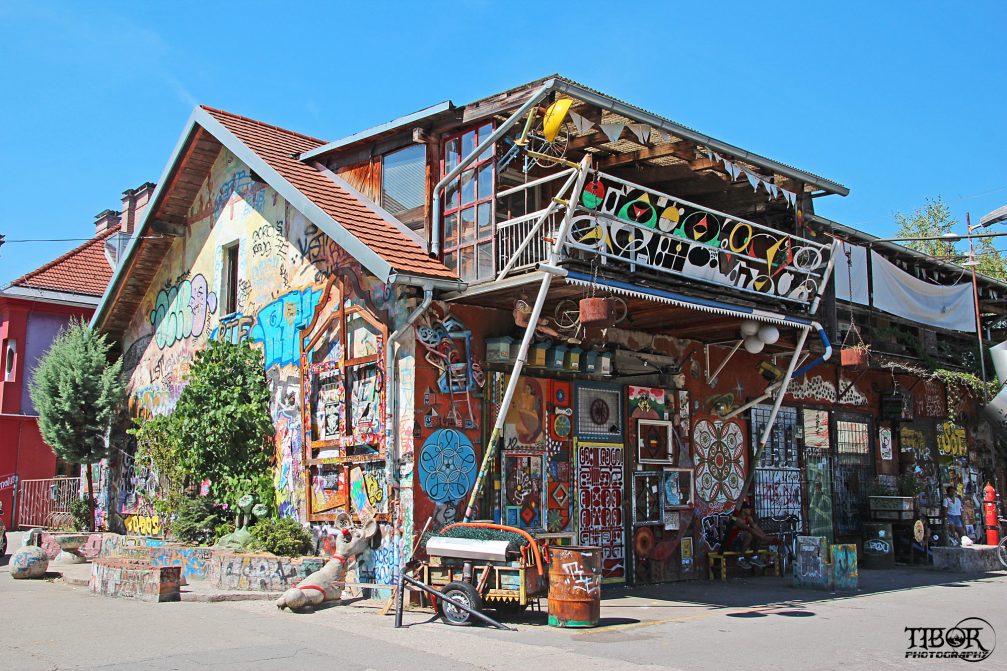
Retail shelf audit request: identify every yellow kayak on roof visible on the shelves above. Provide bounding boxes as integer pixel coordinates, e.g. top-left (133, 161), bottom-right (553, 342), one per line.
top-left (542, 98), bottom-right (573, 143)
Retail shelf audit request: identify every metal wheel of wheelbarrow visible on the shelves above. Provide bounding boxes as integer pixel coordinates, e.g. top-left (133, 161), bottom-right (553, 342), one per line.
top-left (439, 581), bottom-right (483, 626)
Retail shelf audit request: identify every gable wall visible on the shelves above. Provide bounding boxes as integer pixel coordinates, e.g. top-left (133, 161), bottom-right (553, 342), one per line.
top-left (115, 148), bottom-right (417, 584)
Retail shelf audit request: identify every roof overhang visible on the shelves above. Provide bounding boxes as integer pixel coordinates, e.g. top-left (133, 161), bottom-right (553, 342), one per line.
top-left (298, 101), bottom-right (455, 162)
top-left (94, 106), bottom-right (426, 335)
top-left (1, 286), bottom-right (101, 308)
top-left (547, 78), bottom-right (849, 197)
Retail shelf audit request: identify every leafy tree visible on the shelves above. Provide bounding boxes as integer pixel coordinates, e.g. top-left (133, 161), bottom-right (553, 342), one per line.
top-left (172, 340), bottom-right (274, 509)
top-left (973, 235), bottom-right (1007, 281)
top-left (29, 319), bottom-right (123, 529)
top-left (894, 197), bottom-right (958, 257)
top-left (895, 196), bottom-right (1007, 280)
top-left (128, 413), bottom-right (186, 531)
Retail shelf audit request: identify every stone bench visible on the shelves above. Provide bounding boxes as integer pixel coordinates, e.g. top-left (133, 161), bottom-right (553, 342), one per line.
top-left (932, 545), bottom-right (1004, 573)
top-left (89, 558), bottom-right (181, 602)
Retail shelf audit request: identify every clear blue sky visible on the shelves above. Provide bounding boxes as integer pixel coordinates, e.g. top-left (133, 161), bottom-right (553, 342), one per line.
top-left (1, 1), bottom-right (1005, 287)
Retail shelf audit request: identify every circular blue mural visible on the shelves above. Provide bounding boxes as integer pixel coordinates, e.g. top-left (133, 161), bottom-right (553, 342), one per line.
top-left (418, 429), bottom-right (478, 504)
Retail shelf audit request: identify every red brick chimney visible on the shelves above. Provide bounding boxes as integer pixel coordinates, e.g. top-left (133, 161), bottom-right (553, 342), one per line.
top-left (121, 181), bottom-right (155, 235)
top-left (94, 209), bottom-right (122, 235)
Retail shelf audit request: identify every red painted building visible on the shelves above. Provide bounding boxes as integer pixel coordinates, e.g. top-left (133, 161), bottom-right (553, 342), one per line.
top-left (0, 184), bottom-right (152, 528)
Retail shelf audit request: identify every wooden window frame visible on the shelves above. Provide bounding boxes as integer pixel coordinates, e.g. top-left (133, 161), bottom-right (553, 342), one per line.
top-left (441, 123), bottom-right (496, 282)
top-left (300, 281), bottom-right (388, 522)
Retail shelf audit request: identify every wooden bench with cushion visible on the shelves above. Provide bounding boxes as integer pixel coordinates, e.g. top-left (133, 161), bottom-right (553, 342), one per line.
top-left (707, 549), bottom-right (780, 581)
top-left (702, 511), bottom-right (780, 581)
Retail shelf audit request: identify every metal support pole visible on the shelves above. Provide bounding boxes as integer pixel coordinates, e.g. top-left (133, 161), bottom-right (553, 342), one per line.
top-left (967, 214), bottom-right (989, 403)
top-left (463, 155), bottom-right (592, 522)
top-left (733, 327), bottom-right (810, 510)
top-left (394, 574), bottom-right (405, 628)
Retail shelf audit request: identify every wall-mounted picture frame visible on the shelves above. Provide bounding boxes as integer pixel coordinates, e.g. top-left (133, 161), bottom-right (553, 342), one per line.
top-left (661, 467), bottom-right (694, 508)
top-left (637, 419), bottom-right (674, 464)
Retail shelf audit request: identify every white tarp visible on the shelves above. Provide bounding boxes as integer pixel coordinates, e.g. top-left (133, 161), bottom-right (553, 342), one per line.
top-left (834, 241), bottom-right (870, 304)
top-left (870, 251), bottom-right (976, 333)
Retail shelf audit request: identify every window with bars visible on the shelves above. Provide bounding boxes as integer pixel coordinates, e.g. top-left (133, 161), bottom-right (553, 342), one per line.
top-left (441, 123), bottom-right (495, 282)
top-left (750, 405), bottom-right (799, 468)
top-left (836, 420), bottom-right (870, 454)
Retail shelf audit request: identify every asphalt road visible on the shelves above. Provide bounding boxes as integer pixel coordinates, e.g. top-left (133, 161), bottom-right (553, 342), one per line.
top-left (2, 550), bottom-right (1005, 670)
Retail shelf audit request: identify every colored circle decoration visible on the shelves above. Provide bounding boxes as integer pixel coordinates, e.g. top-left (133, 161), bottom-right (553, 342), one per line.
top-left (693, 419), bottom-right (745, 505)
top-left (418, 429), bottom-right (478, 504)
top-left (634, 527), bottom-right (655, 558)
top-left (553, 414), bottom-right (572, 439)
top-left (590, 398), bottom-right (610, 425)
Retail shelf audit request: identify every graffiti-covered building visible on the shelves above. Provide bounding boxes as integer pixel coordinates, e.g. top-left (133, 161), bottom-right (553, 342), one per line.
top-left (93, 76), bottom-right (1001, 585)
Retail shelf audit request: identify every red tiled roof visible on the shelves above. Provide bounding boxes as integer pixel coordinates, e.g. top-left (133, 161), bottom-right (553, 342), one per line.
top-left (201, 106), bottom-right (456, 281)
top-left (8, 226), bottom-right (118, 298)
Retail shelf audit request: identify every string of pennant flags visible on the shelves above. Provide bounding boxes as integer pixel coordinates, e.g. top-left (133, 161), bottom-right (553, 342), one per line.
top-left (565, 109), bottom-right (799, 209)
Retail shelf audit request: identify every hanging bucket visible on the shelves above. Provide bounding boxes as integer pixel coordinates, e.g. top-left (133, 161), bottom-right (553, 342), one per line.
top-left (840, 347), bottom-right (869, 368)
top-left (579, 297), bottom-right (615, 327)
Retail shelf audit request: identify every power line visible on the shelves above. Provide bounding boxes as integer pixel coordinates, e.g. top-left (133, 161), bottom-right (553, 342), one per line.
top-left (0, 235), bottom-right (165, 243)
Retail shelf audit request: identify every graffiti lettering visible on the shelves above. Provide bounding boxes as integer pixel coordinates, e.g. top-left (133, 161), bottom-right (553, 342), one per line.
top-left (123, 514), bottom-right (161, 536)
top-left (250, 287), bottom-right (324, 368)
top-left (213, 169), bottom-right (266, 221)
top-left (150, 274), bottom-right (218, 349)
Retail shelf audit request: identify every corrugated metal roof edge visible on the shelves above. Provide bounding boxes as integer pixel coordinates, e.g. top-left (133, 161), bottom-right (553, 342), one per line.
top-left (456, 74), bottom-right (849, 196)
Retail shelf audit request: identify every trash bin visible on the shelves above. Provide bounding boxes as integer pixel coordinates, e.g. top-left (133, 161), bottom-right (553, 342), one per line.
top-left (863, 523), bottom-right (894, 568)
top-left (547, 545), bottom-right (602, 628)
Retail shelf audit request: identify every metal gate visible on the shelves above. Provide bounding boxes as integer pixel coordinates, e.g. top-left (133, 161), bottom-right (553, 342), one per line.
top-left (832, 414), bottom-right (873, 537)
top-left (17, 477), bottom-right (81, 529)
top-left (750, 405), bottom-right (803, 526)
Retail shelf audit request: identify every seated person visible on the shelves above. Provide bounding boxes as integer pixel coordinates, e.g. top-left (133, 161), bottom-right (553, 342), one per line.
top-left (724, 501), bottom-right (784, 569)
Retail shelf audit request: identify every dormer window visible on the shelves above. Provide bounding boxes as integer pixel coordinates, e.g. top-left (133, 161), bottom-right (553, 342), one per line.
top-left (381, 144), bottom-right (426, 231)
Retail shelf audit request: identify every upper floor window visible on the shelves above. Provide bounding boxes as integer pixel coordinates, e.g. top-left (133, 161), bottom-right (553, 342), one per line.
top-left (381, 144), bottom-right (426, 231)
top-left (442, 123), bottom-right (495, 282)
top-left (222, 242), bottom-right (240, 314)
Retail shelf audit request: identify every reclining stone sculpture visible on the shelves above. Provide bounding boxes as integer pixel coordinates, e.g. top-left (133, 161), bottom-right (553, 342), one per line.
top-left (276, 512), bottom-right (377, 611)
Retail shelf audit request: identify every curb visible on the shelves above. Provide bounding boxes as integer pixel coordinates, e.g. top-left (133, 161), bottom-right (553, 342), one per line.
top-left (181, 590), bottom-right (283, 602)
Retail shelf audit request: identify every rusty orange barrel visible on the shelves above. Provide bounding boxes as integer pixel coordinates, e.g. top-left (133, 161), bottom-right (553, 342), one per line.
top-left (547, 545), bottom-right (602, 628)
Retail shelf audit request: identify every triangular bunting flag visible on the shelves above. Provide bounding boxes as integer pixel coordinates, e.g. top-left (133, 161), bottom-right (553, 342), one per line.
top-left (723, 159), bottom-right (739, 181)
top-left (568, 110), bottom-right (594, 134)
top-left (628, 124), bottom-right (651, 144)
top-left (746, 171), bottom-right (761, 192)
top-left (600, 122), bottom-right (626, 143)
top-left (768, 182), bottom-right (779, 198)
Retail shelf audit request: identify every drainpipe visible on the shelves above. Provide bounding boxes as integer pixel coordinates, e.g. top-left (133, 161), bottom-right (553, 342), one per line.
top-left (385, 282), bottom-right (433, 568)
top-left (430, 79), bottom-right (557, 257)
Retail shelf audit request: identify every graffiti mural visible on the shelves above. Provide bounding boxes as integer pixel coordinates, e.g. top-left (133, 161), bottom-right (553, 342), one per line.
top-left (570, 176), bottom-right (830, 306)
top-left (788, 374), bottom-right (868, 406)
top-left (150, 273), bottom-right (218, 349)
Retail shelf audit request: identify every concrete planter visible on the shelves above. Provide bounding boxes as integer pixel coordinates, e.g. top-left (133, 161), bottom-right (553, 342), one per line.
top-left (208, 551), bottom-right (326, 592)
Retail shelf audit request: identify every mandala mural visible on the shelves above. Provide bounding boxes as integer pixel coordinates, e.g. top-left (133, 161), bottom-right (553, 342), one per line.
top-left (693, 419), bottom-right (746, 506)
top-left (418, 429), bottom-right (478, 504)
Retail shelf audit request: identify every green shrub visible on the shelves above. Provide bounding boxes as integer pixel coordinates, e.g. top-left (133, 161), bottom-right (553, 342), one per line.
top-left (171, 340), bottom-right (275, 510)
top-left (250, 518), bottom-right (314, 557)
top-left (171, 496), bottom-right (230, 545)
top-left (70, 497), bottom-right (93, 531)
